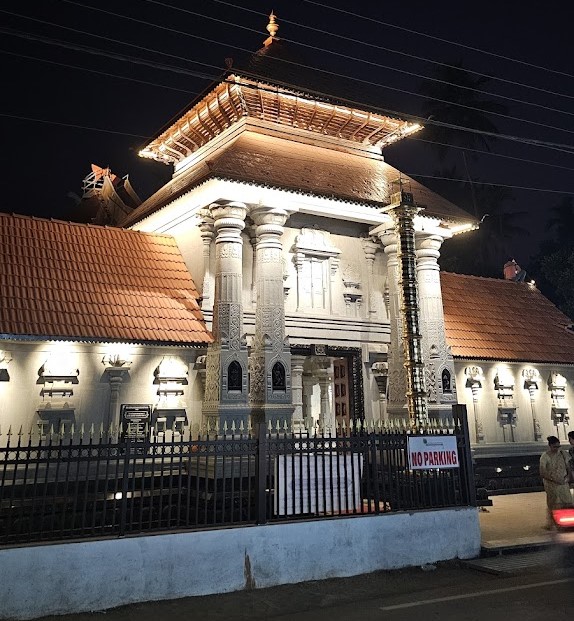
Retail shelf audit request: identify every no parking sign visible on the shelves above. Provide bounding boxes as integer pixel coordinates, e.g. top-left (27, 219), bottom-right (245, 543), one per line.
top-left (407, 436), bottom-right (459, 470)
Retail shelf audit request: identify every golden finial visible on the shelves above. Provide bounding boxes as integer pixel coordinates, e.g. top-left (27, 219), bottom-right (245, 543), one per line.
top-left (264, 11), bottom-right (279, 46)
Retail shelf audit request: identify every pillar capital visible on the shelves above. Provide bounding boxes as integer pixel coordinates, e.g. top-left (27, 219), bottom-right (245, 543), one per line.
top-left (209, 201), bottom-right (247, 236)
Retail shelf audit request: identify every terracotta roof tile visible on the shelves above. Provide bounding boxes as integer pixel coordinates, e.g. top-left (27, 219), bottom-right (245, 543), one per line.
top-left (0, 213), bottom-right (213, 346)
top-left (441, 272), bottom-right (574, 364)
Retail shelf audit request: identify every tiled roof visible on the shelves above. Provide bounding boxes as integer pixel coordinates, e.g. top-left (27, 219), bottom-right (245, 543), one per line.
top-left (124, 132), bottom-right (473, 227)
top-left (441, 272), bottom-right (574, 364)
top-left (0, 213), bottom-right (212, 346)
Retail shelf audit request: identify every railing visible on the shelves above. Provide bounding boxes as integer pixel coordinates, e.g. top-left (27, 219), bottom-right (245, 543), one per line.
top-left (0, 408), bottom-right (475, 546)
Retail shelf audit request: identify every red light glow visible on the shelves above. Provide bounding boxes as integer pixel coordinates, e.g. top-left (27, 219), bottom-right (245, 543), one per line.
top-left (552, 509), bottom-right (574, 527)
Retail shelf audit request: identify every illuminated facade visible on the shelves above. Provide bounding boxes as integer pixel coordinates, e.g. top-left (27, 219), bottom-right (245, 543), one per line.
top-left (2, 15), bottom-right (574, 483)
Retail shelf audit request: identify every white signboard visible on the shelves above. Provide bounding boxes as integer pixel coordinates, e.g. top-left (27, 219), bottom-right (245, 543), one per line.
top-left (407, 436), bottom-right (459, 470)
top-left (275, 453), bottom-right (363, 516)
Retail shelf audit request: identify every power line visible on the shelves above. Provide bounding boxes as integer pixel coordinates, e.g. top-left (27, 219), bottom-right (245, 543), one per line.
top-left (303, 0), bottom-right (574, 81)
top-left (0, 27), bottom-right (218, 81)
top-left (50, 3), bottom-right (574, 138)
top-left (0, 49), bottom-right (200, 96)
top-left (210, 0), bottom-right (574, 105)
top-left (3, 25), bottom-right (574, 157)
top-left (403, 171), bottom-right (574, 195)
top-left (2, 107), bottom-right (570, 195)
top-left (6, 34), bottom-right (574, 173)
top-left (0, 11), bottom-right (225, 78)
top-left (4, 25), bottom-right (574, 158)
top-left (406, 137), bottom-right (574, 173)
top-left (0, 113), bottom-right (149, 138)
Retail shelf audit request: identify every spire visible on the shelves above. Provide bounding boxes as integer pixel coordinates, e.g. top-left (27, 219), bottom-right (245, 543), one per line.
top-left (264, 11), bottom-right (279, 46)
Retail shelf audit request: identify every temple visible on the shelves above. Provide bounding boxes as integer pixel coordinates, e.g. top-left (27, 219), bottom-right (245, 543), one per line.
top-left (2, 14), bottom-right (574, 491)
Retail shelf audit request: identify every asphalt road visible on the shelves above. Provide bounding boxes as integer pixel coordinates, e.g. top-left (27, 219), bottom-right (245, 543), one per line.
top-left (37, 554), bottom-right (574, 621)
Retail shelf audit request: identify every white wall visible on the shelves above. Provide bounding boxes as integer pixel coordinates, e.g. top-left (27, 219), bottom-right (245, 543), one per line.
top-left (0, 341), bottom-right (206, 436)
top-left (0, 507), bottom-right (480, 620)
top-left (455, 360), bottom-right (574, 448)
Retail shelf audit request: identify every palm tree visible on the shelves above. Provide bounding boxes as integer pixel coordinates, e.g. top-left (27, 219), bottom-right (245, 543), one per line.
top-left (545, 196), bottom-right (574, 249)
top-left (418, 62), bottom-right (508, 159)
top-left (473, 184), bottom-right (529, 269)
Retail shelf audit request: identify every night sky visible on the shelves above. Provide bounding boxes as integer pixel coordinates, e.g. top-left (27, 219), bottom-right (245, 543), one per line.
top-left (2, 0), bottom-right (574, 264)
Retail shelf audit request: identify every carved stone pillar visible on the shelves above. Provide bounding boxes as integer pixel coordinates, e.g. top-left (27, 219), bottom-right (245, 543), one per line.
top-left (384, 196), bottom-right (428, 427)
top-left (102, 353), bottom-right (132, 431)
top-left (465, 366), bottom-right (485, 443)
top-left (249, 205), bottom-right (293, 427)
top-left (416, 233), bottom-right (457, 417)
top-left (371, 361), bottom-right (388, 423)
top-left (361, 237), bottom-right (380, 317)
top-left (378, 231), bottom-right (407, 417)
top-left (202, 201), bottom-right (249, 430)
top-left (302, 374), bottom-right (315, 432)
top-left (315, 358), bottom-right (334, 432)
top-left (199, 209), bottom-right (215, 313)
top-left (248, 225), bottom-right (258, 305)
top-left (291, 355), bottom-right (306, 432)
top-left (523, 368), bottom-right (542, 441)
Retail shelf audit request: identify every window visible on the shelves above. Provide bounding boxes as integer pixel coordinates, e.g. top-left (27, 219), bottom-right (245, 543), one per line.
top-left (228, 361), bottom-right (242, 391)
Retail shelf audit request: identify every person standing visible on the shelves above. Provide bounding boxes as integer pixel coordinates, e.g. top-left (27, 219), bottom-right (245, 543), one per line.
top-left (539, 435), bottom-right (573, 529)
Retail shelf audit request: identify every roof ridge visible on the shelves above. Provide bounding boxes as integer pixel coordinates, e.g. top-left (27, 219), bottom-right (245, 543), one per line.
top-left (0, 211), bottom-right (176, 240)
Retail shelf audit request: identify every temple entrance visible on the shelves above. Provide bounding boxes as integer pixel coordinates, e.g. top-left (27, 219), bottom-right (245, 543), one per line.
top-left (292, 346), bottom-right (363, 432)
top-left (333, 357), bottom-right (350, 431)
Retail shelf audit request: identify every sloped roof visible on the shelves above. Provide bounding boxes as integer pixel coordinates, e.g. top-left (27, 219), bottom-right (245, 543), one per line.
top-left (125, 132), bottom-right (472, 227)
top-left (441, 272), bottom-right (574, 364)
top-left (0, 213), bottom-right (212, 346)
top-left (235, 36), bottom-right (405, 116)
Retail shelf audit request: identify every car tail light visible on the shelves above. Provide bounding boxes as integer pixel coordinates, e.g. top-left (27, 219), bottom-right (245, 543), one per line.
top-left (552, 508), bottom-right (574, 528)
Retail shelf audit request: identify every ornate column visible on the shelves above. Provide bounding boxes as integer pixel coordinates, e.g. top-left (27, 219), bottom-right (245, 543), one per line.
top-left (249, 205), bottom-right (293, 426)
top-left (315, 358), bottom-right (334, 432)
top-left (523, 368), bottom-right (542, 441)
top-left (361, 237), bottom-right (380, 317)
top-left (378, 231), bottom-right (407, 416)
top-left (416, 233), bottom-right (457, 417)
top-left (202, 201), bottom-right (249, 430)
top-left (291, 355), bottom-right (306, 432)
top-left (199, 208), bottom-right (215, 313)
top-left (384, 193), bottom-right (428, 428)
top-left (302, 374), bottom-right (315, 431)
top-left (102, 354), bottom-right (132, 431)
top-left (465, 366), bottom-right (485, 443)
top-left (371, 361), bottom-right (389, 422)
top-left (248, 224), bottom-right (258, 305)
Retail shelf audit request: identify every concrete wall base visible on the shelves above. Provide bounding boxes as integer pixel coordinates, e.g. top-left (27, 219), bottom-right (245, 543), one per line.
top-left (0, 507), bottom-right (480, 620)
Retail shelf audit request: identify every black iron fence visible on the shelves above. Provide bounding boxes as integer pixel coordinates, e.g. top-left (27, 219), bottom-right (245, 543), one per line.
top-left (0, 407), bottom-right (475, 546)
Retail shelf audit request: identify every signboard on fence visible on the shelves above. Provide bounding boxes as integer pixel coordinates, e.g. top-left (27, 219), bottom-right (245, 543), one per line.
top-left (407, 436), bottom-right (459, 470)
top-left (120, 404), bottom-right (151, 444)
top-left (274, 453), bottom-right (363, 516)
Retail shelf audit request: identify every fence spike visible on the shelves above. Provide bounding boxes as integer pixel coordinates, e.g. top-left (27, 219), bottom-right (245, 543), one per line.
top-left (231, 420), bottom-right (236, 434)
top-left (70, 423), bottom-right (75, 438)
top-left (267, 419), bottom-right (272, 433)
top-left (18, 425), bottom-right (23, 437)
top-left (239, 419), bottom-right (244, 433)
top-left (89, 423), bottom-right (94, 439)
top-left (7, 425), bottom-right (12, 437)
